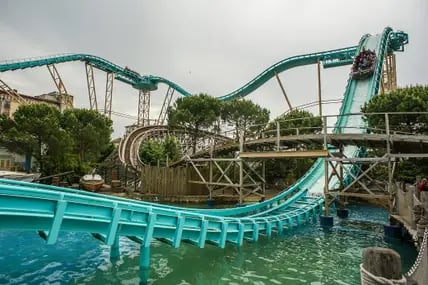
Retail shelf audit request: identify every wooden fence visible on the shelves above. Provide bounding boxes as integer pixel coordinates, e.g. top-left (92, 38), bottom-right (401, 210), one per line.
top-left (140, 165), bottom-right (207, 196)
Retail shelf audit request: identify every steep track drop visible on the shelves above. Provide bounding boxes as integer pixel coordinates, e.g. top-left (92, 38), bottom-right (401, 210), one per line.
top-left (0, 28), bottom-right (409, 251)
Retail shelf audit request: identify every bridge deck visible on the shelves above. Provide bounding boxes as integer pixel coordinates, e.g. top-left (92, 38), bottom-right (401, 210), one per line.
top-left (248, 133), bottom-right (428, 152)
top-left (239, 150), bottom-right (329, 159)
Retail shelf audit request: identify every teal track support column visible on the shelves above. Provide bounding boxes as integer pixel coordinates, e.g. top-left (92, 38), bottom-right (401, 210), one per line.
top-left (139, 245), bottom-right (151, 285)
top-left (110, 235), bottom-right (120, 262)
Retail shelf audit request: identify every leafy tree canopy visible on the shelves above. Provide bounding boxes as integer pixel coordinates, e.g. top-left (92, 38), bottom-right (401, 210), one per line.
top-left (362, 85), bottom-right (428, 182)
top-left (61, 108), bottom-right (113, 163)
top-left (362, 85), bottom-right (428, 134)
top-left (221, 99), bottom-right (270, 140)
top-left (168, 93), bottom-right (221, 131)
top-left (0, 104), bottom-right (72, 175)
top-left (168, 93), bottom-right (221, 153)
top-left (140, 136), bottom-right (181, 166)
top-left (0, 105), bottom-right (113, 176)
top-left (268, 109), bottom-right (322, 136)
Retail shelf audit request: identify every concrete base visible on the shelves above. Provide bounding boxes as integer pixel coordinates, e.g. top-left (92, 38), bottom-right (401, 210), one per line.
top-left (384, 224), bottom-right (402, 240)
top-left (207, 199), bottom-right (215, 208)
top-left (320, 215), bottom-right (334, 227)
top-left (337, 208), bottom-right (349, 219)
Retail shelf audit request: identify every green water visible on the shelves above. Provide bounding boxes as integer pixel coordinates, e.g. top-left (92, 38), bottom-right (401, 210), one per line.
top-left (0, 205), bottom-right (417, 285)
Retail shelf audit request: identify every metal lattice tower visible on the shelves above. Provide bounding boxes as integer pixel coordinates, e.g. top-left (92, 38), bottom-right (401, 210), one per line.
top-left (137, 90), bottom-right (150, 126)
top-left (0, 79), bottom-right (26, 105)
top-left (47, 64), bottom-right (72, 110)
top-left (157, 87), bottom-right (175, 125)
top-left (85, 63), bottom-right (98, 111)
top-left (105, 72), bottom-right (114, 119)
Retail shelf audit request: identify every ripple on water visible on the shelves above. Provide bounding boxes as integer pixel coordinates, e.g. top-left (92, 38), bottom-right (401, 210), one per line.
top-left (0, 205), bottom-right (418, 285)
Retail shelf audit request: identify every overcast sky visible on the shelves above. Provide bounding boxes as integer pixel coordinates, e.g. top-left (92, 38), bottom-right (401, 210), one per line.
top-left (0, 0), bottom-right (427, 137)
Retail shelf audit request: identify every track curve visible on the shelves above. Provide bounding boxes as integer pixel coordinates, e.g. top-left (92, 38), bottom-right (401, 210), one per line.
top-left (0, 48), bottom-right (357, 101)
top-left (0, 28), bottom-right (410, 253)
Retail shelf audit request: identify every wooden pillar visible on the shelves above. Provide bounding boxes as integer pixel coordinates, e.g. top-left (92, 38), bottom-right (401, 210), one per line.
top-left (262, 160), bottom-right (266, 196)
top-left (52, 176), bottom-right (60, 186)
top-left (361, 247), bottom-right (403, 283)
top-left (317, 60), bottom-right (322, 118)
top-left (276, 121), bottom-right (280, 151)
top-left (239, 158), bottom-right (243, 204)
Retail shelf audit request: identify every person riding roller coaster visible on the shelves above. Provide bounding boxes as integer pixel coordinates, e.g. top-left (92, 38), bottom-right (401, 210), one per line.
top-left (350, 48), bottom-right (377, 79)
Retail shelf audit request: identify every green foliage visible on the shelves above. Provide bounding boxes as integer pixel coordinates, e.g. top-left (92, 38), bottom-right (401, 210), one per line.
top-left (0, 104), bottom-right (72, 175)
top-left (162, 136), bottom-right (181, 162)
top-left (267, 109), bottom-right (322, 136)
top-left (168, 94), bottom-right (221, 131)
top-left (61, 109), bottom-right (113, 163)
top-left (264, 109), bottom-right (321, 187)
top-left (140, 136), bottom-right (181, 166)
top-left (265, 157), bottom-right (316, 188)
top-left (221, 99), bottom-right (270, 140)
top-left (362, 86), bottom-right (428, 182)
top-left (0, 105), bottom-right (113, 176)
top-left (362, 85), bottom-right (428, 134)
top-left (168, 93), bottom-right (221, 153)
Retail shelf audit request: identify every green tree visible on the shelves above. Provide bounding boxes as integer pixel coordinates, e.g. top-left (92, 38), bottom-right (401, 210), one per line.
top-left (162, 136), bottom-right (181, 163)
top-left (61, 109), bottom-right (113, 174)
top-left (362, 85), bottom-right (428, 134)
top-left (267, 109), bottom-right (322, 136)
top-left (140, 136), bottom-right (181, 166)
top-left (361, 86), bottom-right (428, 182)
top-left (264, 109), bottom-right (322, 187)
top-left (168, 94), bottom-right (221, 153)
top-left (0, 104), bottom-right (72, 175)
top-left (221, 99), bottom-right (270, 141)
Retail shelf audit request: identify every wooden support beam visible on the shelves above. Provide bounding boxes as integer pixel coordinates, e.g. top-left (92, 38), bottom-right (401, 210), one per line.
top-left (188, 180), bottom-right (259, 188)
top-left (274, 71), bottom-right (292, 111)
top-left (326, 157), bottom-right (389, 163)
top-left (329, 192), bottom-right (389, 200)
top-left (239, 150), bottom-right (328, 159)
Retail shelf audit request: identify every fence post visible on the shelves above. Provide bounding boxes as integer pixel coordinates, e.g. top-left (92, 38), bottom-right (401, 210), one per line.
top-left (361, 247), bottom-right (404, 284)
top-left (276, 121), bottom-right (280, 151)
top-left (323, 116), bottom-right (327, 150)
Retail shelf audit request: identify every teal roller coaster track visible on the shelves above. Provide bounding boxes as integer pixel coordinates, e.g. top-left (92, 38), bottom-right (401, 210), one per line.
top-left (0, 27), bottom-right (409, 281)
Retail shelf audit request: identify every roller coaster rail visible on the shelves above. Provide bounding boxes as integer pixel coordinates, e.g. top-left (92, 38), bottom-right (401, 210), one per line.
top-left (0, 27), bottom-right (412, 283)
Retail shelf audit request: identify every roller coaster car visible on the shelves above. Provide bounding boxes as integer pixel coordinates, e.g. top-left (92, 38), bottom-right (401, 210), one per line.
top-left (124, 66), bottom-right (140, 76)
top-left (350, 49), bottom-right (376, 80)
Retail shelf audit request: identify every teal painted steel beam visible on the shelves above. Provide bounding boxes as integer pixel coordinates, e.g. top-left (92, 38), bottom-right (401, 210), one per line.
top-left (106, 206), bottom-right (122, 246)
top-left (110, 236), bottom-right (120, 261)
top-left (47, 200), bottom-right (67, 244)
top-left (139, 245), bottom-right (151, 284)
top-left (0, 46), bottom-right (358, 99)
top-left (172, 216), bottom-right (185, 248)
top-left (0, 30), bottom-right (411, 278)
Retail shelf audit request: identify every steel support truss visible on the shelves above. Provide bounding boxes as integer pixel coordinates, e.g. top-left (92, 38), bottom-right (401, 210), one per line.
top-left (85, 62), bottom-right (98, 111)
top-left (157, 87), bottom-right (175, 125)
top-left (105, 72), bottom-right (114, 119)
top-left (47, 64), bottom-right (73, 110)
top-left (137, 90), bottom-right (150, 126)
top-left (0, 78), bottom-right (27, 108)
top-left (186, 156), bottom-right (266, 204)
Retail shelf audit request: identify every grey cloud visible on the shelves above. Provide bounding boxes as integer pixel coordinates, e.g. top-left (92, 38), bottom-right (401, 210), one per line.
top-left (0, 0), bottom-right (427, 137)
